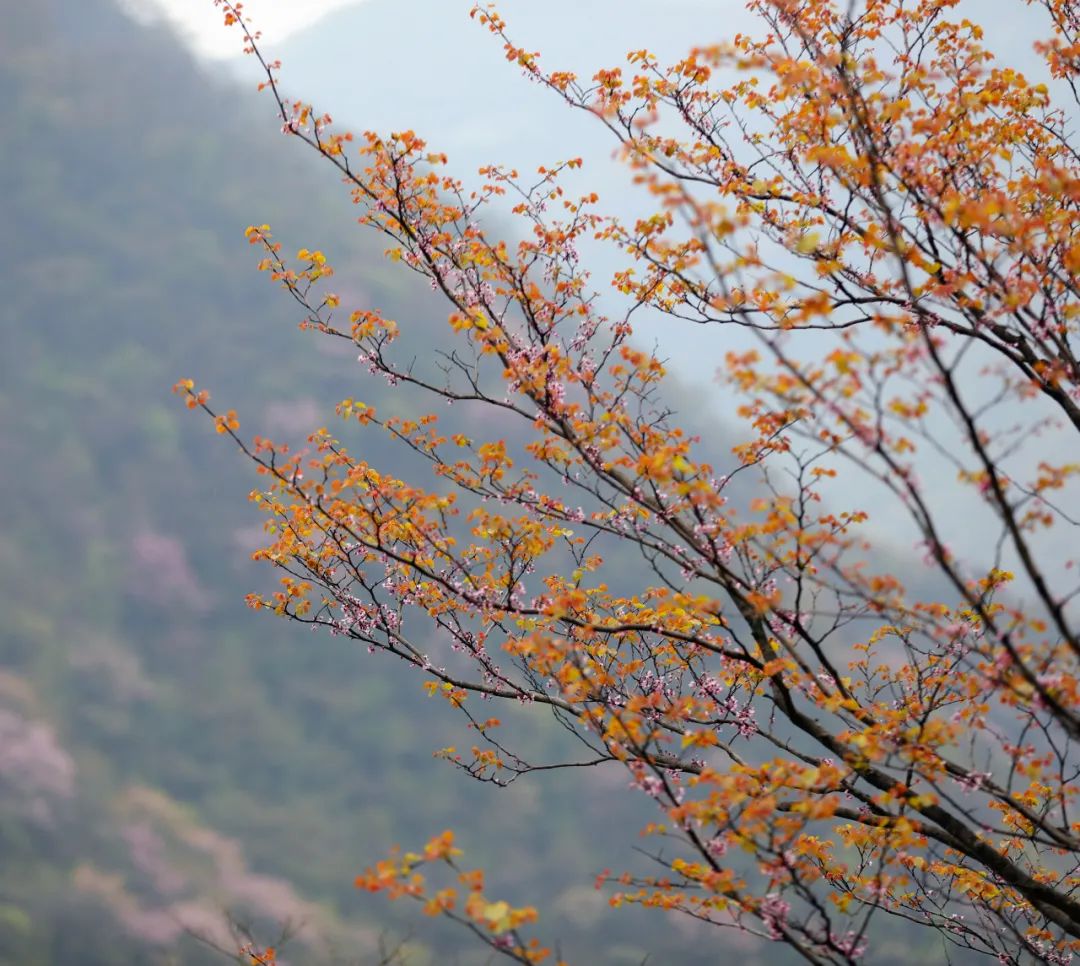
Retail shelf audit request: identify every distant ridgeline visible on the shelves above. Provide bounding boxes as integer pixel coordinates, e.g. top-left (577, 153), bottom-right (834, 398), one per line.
top-left (0, 0), bottom-right (959, 962)
top-left (0, 1), bottom-right (753, 963)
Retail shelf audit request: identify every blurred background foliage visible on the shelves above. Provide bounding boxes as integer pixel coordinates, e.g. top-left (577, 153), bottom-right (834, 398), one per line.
top-left (0, 1), bottom-right (939, 962)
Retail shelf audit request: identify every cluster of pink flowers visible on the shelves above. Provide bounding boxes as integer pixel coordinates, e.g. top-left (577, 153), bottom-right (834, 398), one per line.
top-left (828, 930), bottom-right (868, 960)
top-left (760, 892), bottom-right (791, 939)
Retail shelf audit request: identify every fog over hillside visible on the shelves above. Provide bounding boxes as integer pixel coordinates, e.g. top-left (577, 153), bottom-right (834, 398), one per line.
top-left (4, 0), bottom-right (1072, 961)
top-left (3, 1), bottom-right (763, 961)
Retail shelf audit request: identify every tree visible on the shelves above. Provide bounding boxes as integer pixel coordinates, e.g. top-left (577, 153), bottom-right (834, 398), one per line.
top-left (182, 1), bottom-right (1080, 962)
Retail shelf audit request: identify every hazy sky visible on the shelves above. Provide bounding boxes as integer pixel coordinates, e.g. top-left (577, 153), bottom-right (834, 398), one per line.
top-left (122, 0), bottom-right (362, 58)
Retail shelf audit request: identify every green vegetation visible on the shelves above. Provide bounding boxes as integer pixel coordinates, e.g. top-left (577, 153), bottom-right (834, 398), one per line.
top-left (0, 1), bottom-right (717, 962)
top-left (0, 3), bottom-right (952, 962)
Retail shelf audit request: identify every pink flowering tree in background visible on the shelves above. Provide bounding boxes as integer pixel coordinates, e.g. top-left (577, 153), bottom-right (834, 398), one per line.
top-left (182, 0), bottom-right (1080, 962)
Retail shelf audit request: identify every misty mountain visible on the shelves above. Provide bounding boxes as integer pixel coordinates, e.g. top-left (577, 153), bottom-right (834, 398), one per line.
top-left (1, 0), bottom-right (987, 962)
top-left (0, 0), bottom-right (785, 962)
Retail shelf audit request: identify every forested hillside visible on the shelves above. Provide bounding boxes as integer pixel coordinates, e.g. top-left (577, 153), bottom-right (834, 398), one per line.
top-left (0, 1), bottom-right (769, 962)
top-left (0, 1), bottom-right (960, 962)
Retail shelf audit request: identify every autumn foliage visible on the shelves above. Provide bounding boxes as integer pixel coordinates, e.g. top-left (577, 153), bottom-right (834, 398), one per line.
top-left (182, 0), bottom-right (1080, 962)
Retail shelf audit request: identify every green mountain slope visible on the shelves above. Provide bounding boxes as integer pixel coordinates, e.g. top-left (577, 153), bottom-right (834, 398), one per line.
top-left (0, 1), bottom-right (951, 963)
top-left (1, 1), bottom-right (761, 963)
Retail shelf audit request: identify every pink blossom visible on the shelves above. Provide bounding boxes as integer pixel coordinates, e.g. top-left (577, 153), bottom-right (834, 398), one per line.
top-left (760, 892), bottom-right (790, 939)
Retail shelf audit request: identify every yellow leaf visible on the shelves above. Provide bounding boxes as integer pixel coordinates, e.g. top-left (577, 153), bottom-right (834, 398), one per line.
top-left (482, 900), bottom-right (513, 933)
